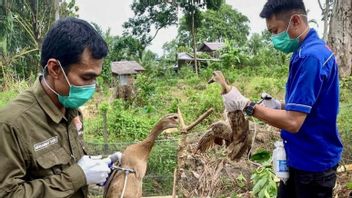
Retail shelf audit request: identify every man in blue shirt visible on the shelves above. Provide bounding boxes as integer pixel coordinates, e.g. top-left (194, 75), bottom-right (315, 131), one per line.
top-left (214, 0), bottom-right (343, 197)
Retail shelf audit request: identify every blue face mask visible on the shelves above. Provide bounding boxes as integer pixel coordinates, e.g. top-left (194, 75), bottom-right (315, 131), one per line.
top-left (43, 60), bottom-right (96, 109)
top-left (271, 15), bottom-right (308, 53)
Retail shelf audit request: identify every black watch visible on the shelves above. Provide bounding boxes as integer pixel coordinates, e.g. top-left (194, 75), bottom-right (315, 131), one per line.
top-left (244, 101), bottom-right (256, 116)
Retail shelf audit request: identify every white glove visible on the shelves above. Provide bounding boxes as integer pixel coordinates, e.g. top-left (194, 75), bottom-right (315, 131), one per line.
top-left (89, 152), bottom-right (122, 166)
top-left (222, 87), bottom-right (249, 112)
top-left (106, 152), bottom-right (123, 165)
top-left (99, 152), bottom-right (122, 186)
top-left (262, 99), bottom-right (281, 109)
top-left (260, 93), bottom-right (281, 110)
top-left (77, 155), bottom-right (111, 185)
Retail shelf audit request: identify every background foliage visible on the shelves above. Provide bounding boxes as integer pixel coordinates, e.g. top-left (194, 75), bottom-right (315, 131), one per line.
top-left (0, 0), bottom-right (351, 197)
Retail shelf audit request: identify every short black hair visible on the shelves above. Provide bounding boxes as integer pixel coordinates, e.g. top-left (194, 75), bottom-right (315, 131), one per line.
top-left (260, 0), bottom-right (307, 20)
top-left (41, 17), bottom-right (108, 71)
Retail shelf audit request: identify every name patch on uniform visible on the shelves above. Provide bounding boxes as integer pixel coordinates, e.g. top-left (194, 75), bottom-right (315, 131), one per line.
top-left (33, 136), bottom-right (58, 151)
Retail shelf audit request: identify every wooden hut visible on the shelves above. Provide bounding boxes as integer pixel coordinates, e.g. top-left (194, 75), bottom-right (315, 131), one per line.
top-left (198, 42), bottom-right (224, 58)
top-left (111, 61), bottom-right (145, 100)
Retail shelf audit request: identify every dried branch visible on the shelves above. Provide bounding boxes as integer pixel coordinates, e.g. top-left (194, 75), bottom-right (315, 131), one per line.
top-left (186, 108), bottom-right (214, 132)
top-left (177, 107), bottom-right (187, 133)
top-left (318, 0), bottom-right (324, 11)
top-left (172, 168), bottom-right (177, 198)
top-left (337, 164), bottom-right (352, 173)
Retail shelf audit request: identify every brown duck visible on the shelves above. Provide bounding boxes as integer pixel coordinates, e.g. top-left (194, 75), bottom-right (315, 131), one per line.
top-left (104, 114), bottom-right (179, 198)
top-left (196, 71), bottom-right (252, 160)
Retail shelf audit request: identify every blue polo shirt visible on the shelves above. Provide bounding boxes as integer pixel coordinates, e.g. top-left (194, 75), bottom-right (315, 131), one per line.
top-left (281, 29), bottom-right (343, 172)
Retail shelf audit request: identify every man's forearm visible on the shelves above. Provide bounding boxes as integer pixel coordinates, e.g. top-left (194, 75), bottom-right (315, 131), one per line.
top-left (0, 164), bottom-right (86, 198)
top-left (253, 104), bottom-right (306, 133)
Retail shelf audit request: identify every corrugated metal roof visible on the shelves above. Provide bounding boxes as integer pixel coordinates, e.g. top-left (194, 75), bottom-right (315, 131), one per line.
top-left (111, 61), bottom-right (145, 75)
top-left (177, 52), bottom-right (194, 60)
top-left (198, 42), bottom-right (224, 51)
top-left (177, 52), bottom-right (220, 62)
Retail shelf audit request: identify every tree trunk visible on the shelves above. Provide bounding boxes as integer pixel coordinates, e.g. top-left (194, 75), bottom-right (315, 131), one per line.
top-left (322, 0), bottom-right (329, 41)
top-left (191, 5), bottom-right (198, 75)
top-left (54, 0), bottom-right (60, 21)
top-left (328, 0), bottom-right (352, 77)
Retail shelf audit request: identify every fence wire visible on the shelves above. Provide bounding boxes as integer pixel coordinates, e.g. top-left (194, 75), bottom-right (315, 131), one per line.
top-left (86, 104), bottom-right (352, 196)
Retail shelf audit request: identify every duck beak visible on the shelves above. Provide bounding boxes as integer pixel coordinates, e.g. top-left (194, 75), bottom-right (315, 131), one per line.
top-left (208, 78), bottom-right (215, 84)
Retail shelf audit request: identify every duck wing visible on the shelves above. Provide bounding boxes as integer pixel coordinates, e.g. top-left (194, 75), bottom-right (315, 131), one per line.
top-left (226, 110), bottom-right (251, 160)
top-left (227, 110), bottom-right (249, 141)
top-left (196, 121), bottom-right (232, 152)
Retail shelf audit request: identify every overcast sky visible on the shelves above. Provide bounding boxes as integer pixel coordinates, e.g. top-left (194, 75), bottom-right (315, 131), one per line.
top-left (76, 0), bottom-right (324, 56)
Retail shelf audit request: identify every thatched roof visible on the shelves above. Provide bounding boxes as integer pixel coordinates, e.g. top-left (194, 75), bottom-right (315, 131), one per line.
top-left (111, 61), bottom-right (145, 75)
top-left (198, 42), bottom-right (224, 52)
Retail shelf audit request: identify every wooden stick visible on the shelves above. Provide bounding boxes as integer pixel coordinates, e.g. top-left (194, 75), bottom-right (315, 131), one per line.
top-left (177, 108), bottom-right (187, 133)
top-left (175, 108), bottom-right (188, 198)
top-left (175, 108), bottom-right (213, 197)
top-left (186, 108), bottom-right (214, 132)
top-left (337, 164), bottom-right (352, 173)
top-left (172, 168), bottom-right (177, 198)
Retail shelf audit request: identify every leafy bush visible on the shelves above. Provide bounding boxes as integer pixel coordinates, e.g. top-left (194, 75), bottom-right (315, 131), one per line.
top-left (107, 100), bottom-right (154, 141)
top-left (0, 80), bottom-right (30, 108)
top-left (239, 76), bottom-right (285, 99)
top-left (338, 103), bottom-right (352, 163)
top-left (250, 151), bottom-right (277, 198)
top-left (340, 76), bottom-right (352, 89)
top-left (251, 166), bottom-right (277, 198)
top-left (144, 140), bottom-right (178, 195)
top-left (220, 40), bottom-right (251, 68)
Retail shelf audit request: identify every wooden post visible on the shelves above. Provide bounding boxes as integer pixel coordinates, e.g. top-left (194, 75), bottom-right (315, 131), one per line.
top-left (102, 110), bottom-right (109, 153)
top-left (174, 108), bottom-right (213, 197)
top-left (172, 168), bottom-right (177, 198)
top-left (191, 4), bottom-right (198, 75)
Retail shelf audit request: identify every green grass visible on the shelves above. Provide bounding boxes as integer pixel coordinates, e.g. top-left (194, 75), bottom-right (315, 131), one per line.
top-left (1, 65), bottom-right (351, 196)
top-left (0, 80), bottom-right (30, 108)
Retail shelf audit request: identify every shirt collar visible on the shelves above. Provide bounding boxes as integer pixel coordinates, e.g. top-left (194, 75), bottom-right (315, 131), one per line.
top-left (292, 28), bottom-right (319, 57)
top-left (299, 28), bottom-right (319, 48)
top-left (32, 76), bottom-right (73, 123)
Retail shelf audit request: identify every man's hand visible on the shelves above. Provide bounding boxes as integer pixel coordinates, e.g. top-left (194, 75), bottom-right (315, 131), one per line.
top-left (77, 155), bottom-right (111, 185)
top-left (89, 152), bottom-right (123, 166)
top-left (222, 87), bottom-right (249, 112)
top-left (260, 92), bottom-right (282, 110)
top-left (103, 152), bottom-right (123, 166)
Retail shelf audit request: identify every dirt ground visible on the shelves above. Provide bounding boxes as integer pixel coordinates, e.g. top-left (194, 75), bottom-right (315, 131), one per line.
top-left (87, 120), bottom-right (351, 198)
top-left (177, 122), bottom-right (352, 198)
top-left (175, 122), bottom-right (278, 197)
top-left (335, 171), bottom-right (352, 198)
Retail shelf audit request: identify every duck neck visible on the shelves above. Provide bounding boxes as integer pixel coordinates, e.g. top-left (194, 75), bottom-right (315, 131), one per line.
top-left (143, 124), bottom-right (165, 147)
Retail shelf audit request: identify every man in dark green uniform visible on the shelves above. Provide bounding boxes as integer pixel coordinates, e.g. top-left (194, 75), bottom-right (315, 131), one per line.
top-left (0, 18), bottom-right (113, 197)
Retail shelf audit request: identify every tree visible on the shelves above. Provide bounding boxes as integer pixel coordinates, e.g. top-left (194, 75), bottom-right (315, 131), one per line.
top-left (124, 0), bottom-right (224, 75)
top-left (328, 0), bottom-right (352, 77)
top-left (178, 4), bottom-right (249, 47)
top-left (95, 25), bottom-right (144, 83)
top-left (318, 0), bottom-right (334, 41)
top-left (162, 39), bottom-right (178, 61)
top-left (123, 0), bottom-right (178, 48)
top-left (178, 0), bottom-right (223, 75)
top-left (0, 0), bottom-right (78, 82)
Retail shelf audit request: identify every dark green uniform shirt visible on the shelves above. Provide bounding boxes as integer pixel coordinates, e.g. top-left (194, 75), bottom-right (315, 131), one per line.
top-left (0, 77), bottom-right (88, 197)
